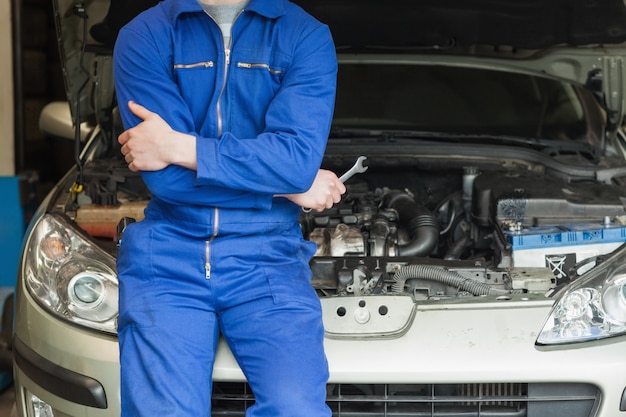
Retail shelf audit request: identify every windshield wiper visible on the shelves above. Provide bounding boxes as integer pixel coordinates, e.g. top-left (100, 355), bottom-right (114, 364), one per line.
top-left (329, 127), bottom-right (598, 157)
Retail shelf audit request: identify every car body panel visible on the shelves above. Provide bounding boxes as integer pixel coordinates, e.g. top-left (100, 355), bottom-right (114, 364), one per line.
top-left (295, 0), bottom-right (626, 50)
top-left (14, 277), bottom-right (626, 415)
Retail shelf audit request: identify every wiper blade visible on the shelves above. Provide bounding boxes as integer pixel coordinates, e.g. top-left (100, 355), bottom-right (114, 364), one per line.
top-left (429, 132), bottom-right (595, 153)
top-left (329, 127), bottom-right (385, 138)
top-left (425, 132), bottom-right (599, 160)
top-left (329, 127), bottom-right (597, 155)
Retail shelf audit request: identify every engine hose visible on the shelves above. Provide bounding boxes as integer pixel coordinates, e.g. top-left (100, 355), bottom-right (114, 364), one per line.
top-left (444, 233), bottom-right (470, 260)
top-left (384, 190), bottom-right (439, 257)
top-left (391, 264), bottom-right (516, 296)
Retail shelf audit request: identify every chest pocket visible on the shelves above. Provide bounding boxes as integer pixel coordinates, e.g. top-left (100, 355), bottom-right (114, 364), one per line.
top-left (221, 50), bottom-right (290, 135)
top-left (232, 49), bottom-right (289, 96)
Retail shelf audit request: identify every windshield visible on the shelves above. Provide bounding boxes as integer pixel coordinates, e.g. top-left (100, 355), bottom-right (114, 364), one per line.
top-left (333, 63), bottom-right (589, 142)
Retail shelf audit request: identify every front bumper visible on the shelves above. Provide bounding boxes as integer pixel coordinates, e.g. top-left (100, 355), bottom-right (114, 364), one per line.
top-left (12, 286), bottom-right (626, 417)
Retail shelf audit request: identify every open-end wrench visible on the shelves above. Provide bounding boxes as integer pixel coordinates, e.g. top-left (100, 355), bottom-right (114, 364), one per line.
top-left (301, 156), bottom-right (369, 212)
top-left (339, 156), bottom-right (369, 183)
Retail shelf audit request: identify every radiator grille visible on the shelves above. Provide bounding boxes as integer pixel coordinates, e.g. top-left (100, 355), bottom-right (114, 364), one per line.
top-left (211, 382), bottom-right (599, 417)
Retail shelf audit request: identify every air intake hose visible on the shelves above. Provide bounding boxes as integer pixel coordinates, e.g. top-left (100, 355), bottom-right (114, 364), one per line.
top-left (384, 190), bottom-right (439, 257)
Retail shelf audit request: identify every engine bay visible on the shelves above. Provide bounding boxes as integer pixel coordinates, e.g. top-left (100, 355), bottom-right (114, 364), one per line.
top-left (61, 152), bottom-right (626, 301)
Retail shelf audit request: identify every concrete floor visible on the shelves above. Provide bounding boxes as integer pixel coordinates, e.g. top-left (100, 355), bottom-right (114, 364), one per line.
top-left (0, 291), bottom-right (14, 417)
top-left (0, 291), bottom-right (15, 417)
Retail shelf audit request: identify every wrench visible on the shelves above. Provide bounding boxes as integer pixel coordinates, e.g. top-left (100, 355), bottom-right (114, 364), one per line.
top-left (339, 156), bottom-right (369, 183)
top-left (301, 156), bottom-right (369, 212)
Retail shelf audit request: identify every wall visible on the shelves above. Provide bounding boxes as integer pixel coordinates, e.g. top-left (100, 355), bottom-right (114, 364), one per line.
top-left (0, 0), bottom-right (14, 176)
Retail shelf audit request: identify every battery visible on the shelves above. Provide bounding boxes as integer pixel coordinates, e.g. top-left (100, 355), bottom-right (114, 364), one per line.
top-left (504, 222), bottom-right (626, 282)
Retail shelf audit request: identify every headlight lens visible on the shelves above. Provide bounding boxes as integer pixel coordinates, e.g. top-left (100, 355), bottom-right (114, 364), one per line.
top-left (601, 275), bottom-right (626, 323)
top-left (23, 213), bottom-right (118, 334)
top-left (537, 247), bottom-right (626, 345)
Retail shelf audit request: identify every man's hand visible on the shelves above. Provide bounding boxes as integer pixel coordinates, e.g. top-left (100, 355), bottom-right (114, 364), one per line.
top-left (118, 101), bottom-right (196, 172)
top-left (279, 169), bottom-right (346, 211)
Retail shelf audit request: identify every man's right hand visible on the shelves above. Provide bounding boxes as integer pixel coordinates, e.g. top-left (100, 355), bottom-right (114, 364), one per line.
top-left (119, 101), bottom-right (197, 172)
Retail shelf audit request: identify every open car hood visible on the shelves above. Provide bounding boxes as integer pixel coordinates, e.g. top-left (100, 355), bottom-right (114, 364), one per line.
top-left (52, 0), bottom-right (626, 135)
top-left (296, 0), bottom-right (626, 50)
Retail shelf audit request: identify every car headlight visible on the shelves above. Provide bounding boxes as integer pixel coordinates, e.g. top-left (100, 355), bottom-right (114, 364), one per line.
top-left (537, 246), bottom-right (626, 345)
top-left (23, 213), bottom-right (118, 334)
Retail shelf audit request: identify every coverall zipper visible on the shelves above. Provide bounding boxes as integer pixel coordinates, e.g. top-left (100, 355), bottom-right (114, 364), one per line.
top-left (173, 61), bottom-right (214, 69)
top-left (205, 207), bottom-right (219, 279)
top-left (203, 10), bottom-right (243, 279)
top-left (212, 9), bottom-right (243, 136)
top-left (237, 62), bottom-right (283, 74)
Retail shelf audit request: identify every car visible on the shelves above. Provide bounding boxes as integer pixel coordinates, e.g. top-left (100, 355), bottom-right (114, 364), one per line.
top-left (12, 0), bottom-right (626, 416)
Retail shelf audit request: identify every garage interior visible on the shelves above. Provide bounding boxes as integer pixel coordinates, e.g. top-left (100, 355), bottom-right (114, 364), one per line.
top-left (4, 1), bottom-right (626, 416)
top-left (12, 0), bottom-right (70, 201)
top-left (3, 0), bottom-right (71, 277)
top-left (1, 0), bottom-right (68, 413)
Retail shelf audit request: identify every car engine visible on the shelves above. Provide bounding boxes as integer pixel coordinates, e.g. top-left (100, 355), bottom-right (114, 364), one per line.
top-left (65, 153), bottom-right (626, 301)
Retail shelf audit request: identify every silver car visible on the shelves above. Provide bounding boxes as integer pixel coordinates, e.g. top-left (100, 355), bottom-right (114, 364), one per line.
top-left (12, 0), bottom-right (626, 416)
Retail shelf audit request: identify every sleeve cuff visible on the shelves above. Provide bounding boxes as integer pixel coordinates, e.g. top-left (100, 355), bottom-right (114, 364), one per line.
top-left (195, 135), bottom-right (219, 185)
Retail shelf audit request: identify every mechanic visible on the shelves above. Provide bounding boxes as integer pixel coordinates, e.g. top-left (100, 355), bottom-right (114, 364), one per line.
top-left (112, 0), bottom-right (344, 415)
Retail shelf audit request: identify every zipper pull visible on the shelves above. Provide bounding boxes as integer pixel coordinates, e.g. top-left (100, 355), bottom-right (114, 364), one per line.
top-left (225, 48), bottom-right (231, 65)
top-left (205, 241), bottom-right (211, 279)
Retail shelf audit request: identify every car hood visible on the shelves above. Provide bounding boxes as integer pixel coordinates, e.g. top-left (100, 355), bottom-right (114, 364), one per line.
top-left (52, 0), bottom-right (626, 135)
top-left (296, 0), bottom-right (626, 50)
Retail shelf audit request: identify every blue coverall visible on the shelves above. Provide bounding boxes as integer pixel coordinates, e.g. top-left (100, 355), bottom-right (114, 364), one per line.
top-left (112, 0), bottom-right (337, 415)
